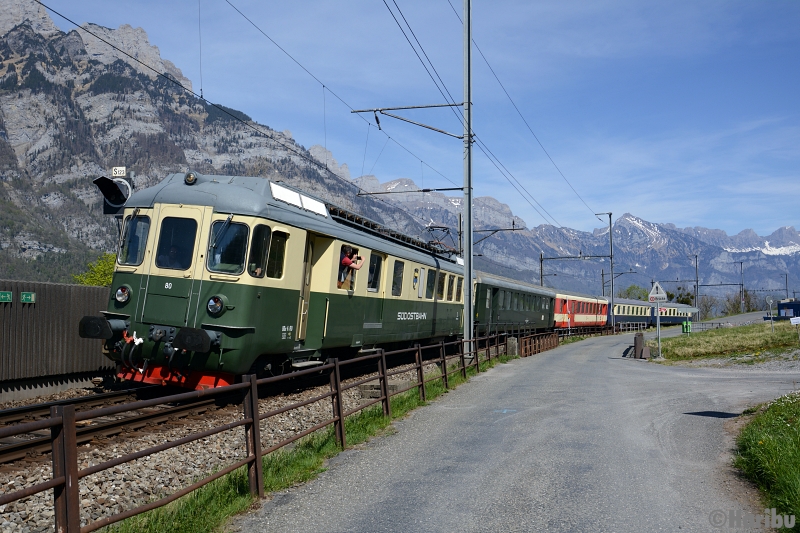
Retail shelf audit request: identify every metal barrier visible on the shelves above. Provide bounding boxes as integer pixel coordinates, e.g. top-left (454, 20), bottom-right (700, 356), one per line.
top-left (0, 333), bottom-right (512, 532)
top-left (617, 322), bottom-right (647, 332)
top-left (519, 332), bottom-right (559, 357)
top-left (0, 280), bottom-right (112, 383)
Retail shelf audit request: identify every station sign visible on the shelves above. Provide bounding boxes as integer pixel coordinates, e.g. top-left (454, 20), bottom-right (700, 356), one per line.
top-left (112, 166), bottom-right (126, 177)
top-left (0, 291), bottom-right (11, 302)
top-left (20, 292), bottom-right (36, 304)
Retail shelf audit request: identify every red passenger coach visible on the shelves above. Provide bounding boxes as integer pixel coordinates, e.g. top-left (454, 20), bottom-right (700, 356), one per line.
top-left (554, 290), bottom-right (608, 329)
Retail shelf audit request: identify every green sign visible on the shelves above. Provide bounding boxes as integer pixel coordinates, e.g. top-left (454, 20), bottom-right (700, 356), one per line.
top-left (20, 292), bottom-right (36, 304)
top-left (0, 291), bottom-right (11, 303)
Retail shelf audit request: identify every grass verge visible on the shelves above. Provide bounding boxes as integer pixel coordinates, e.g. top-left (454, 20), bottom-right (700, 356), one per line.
top-left (735, 392), bottom-right (800, 526)
top-left (647, 321), bottom-right (800, 361)
top-left (106, 353), bottom-right (517, 533)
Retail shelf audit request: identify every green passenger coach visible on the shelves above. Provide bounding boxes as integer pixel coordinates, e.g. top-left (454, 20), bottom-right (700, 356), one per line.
top-left (80, 171), bottom-right (465, 390)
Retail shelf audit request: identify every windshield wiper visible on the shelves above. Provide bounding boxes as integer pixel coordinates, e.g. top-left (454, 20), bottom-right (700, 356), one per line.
top-left (210, 214), bottom-right (233, 249)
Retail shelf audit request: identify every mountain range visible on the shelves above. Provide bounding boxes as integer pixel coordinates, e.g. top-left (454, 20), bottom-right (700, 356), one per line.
top-left (1, 1), bottom-right (798, 309)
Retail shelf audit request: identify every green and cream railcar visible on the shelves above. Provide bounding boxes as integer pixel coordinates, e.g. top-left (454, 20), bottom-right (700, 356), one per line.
top-left (80, 172), bottom-right (464, 390)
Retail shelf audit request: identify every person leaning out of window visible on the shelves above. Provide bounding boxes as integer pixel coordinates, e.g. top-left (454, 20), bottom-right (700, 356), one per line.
top-left (338, 245), bottom-right (364, 288)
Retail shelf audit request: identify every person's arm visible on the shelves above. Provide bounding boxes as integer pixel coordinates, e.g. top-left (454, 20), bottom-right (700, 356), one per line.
top-left (350, 257), bottom-right (364, 270)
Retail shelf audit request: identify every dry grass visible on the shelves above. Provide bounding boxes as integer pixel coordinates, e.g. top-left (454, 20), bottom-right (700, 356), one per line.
top-left (649, 321), bottom-right (800, 360)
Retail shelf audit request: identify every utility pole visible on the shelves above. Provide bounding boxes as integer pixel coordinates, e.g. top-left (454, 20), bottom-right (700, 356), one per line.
top-left (462, 0), bottom-right (473, 351)
top-left (694, 254), bottom-right (699, 321)
top-left (540, 251), bottom-right (543, 286)
top-left (601, 269), bottom-right (605, 297)
top-left (596, 213), bottom-right (614, 329)
top-left (786, 274), bottom-right (789, 299)
top-left (740, 262), bottom-right (744, 314)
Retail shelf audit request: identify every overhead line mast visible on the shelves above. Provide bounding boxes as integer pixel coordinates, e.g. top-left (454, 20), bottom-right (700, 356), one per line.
top-left (463, 0), bottom-right (474, 350)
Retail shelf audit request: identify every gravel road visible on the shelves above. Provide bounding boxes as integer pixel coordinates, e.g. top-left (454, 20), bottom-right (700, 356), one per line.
top-left (231, 331), bottom-right (800, 533)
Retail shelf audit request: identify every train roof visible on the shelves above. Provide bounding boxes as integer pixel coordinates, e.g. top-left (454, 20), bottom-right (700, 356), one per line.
top-left (613, 297), bottom-right (651, 306)
top-left (124, 171), bottom-right (462, 271)
top-left (553, 288), bottom-right (608, 302)
top-left (474, 272), bottom-right (556, 297)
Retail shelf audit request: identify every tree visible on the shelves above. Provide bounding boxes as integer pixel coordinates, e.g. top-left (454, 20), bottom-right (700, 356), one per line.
top-left (673, 285), bottom-right (694, 305)
top-left (73, 252), bottom-right (115, 287)
top-left (698, 295), bottom-right (717, 320)
top-left (617, 284), bottom-right (649, 301)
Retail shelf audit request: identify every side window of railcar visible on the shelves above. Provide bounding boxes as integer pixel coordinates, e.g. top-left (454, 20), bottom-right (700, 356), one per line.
top-left (426, 270), bottom-right (436, 299)
top-left (418, 268), bottom-right (425, 298)
top-left (156, 217), bottom-right (197, 270)
top-left (497, 290), bottom-right (504, 309)
top-left (456, 277), bottom-right (463, 303)
top-left (446, 275), bottom-right (454, 301)
top-left (367, 254), bottom-right (383, 292)
top-left (391, 261), bottom-right (404, 297)
top-left (266, 232), bottom-right (288, 279)
top-left (436, 271), bottom-right (446, 300)
top-left (512, 293), bottom-right (519, 310)
top-left (118, 215), bottom-right (150, 266)
top-left (207, 221), bottom-right (249, 274)
top-left (247, 225), bottom-right (271, 278)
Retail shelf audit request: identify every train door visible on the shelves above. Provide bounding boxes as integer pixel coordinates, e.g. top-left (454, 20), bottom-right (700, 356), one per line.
top-left (139, 204), bottom-right (208, 327)
top-left (364, 252), bottom-right (385, 327)
top-left (296, 235), bottom-right (315, 341)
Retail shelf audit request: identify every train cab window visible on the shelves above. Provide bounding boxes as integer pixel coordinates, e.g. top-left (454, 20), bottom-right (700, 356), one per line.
top-left (247, 225), bottom-right (271, 278)
top-left (118, 214), bottom-right (150, 266)
top-left (156, 217), bottom-right (197, 270)
top-left (447, 275), bottom-right (455, 301)
top-left (207, 220), bottom-right (249, 274)
top-left (391, 261), bottom-right (404, 297)
top-left (456, 277), bottom-right (463, 303)
top-left (426, 270), bottom-right (436, 299)
top-left (436, 272), bottom-right (446, 300)
top-left (367, 254), bottom-right (383, 292)
top-left (266, 232), bottom-right (288, 279)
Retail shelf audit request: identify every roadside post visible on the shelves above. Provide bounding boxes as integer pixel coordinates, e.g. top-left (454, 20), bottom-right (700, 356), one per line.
top-left (792, 317), bottom-right (800, 343)
top-left (766, 296), bottom-right (775, 334)
top-left (649, 282), bottom-right (668, 358)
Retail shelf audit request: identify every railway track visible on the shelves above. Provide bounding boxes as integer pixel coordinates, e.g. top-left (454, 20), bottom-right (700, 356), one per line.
top-left (0, 340), bottom-right (496, 466)
top-left (0, 385), bottom-right (236, 465)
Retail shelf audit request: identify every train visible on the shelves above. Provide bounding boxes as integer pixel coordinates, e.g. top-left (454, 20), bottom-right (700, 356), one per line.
top-left (612, 297), bottom-right (698, 327)
top-left (78, 171), bottom-right (693, 390)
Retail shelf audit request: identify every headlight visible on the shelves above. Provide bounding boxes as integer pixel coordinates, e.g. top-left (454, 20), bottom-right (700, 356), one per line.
top-left (207, 296), bottom-right (224, 315)
top-left (115, 286), bottom-right (131, 303)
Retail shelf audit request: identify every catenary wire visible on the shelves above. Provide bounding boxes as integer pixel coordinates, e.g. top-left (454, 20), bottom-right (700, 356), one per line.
top-left (34, 1), bottom-right (443, 232)
top-left (382, 0), bottom-right (564, 228)
top-left (444, 0), bottom-right (600, 221)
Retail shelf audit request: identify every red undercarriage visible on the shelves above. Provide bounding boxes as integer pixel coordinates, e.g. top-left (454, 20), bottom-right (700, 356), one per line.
top-left (118, 363), bottom-right (236, 390)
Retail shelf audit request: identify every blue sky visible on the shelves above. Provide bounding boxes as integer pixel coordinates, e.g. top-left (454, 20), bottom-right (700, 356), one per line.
top-left (40, 0), bottom-right (800, 236)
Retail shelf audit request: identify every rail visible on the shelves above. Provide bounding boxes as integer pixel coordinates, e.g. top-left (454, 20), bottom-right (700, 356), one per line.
top-left (0, 332), bottom-right (566, 532)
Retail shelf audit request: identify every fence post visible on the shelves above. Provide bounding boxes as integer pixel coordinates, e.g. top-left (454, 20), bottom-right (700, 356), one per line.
top-left (329, 359), bottom-right (346, 448)
top-left (439, 341), bottom-right (448, 390)
top-left (459, 339), bottom-right (467, 379)
top-left (51, 405), bottom-right (80, 533)
top-left (414, 344), bottom-right (426, 402)
top-left (378, 349), bottom-right (391, 418)
top-left (242, 374), bottom-right (264, 498)
top-left (473, 336), bottom-right (480, 373)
